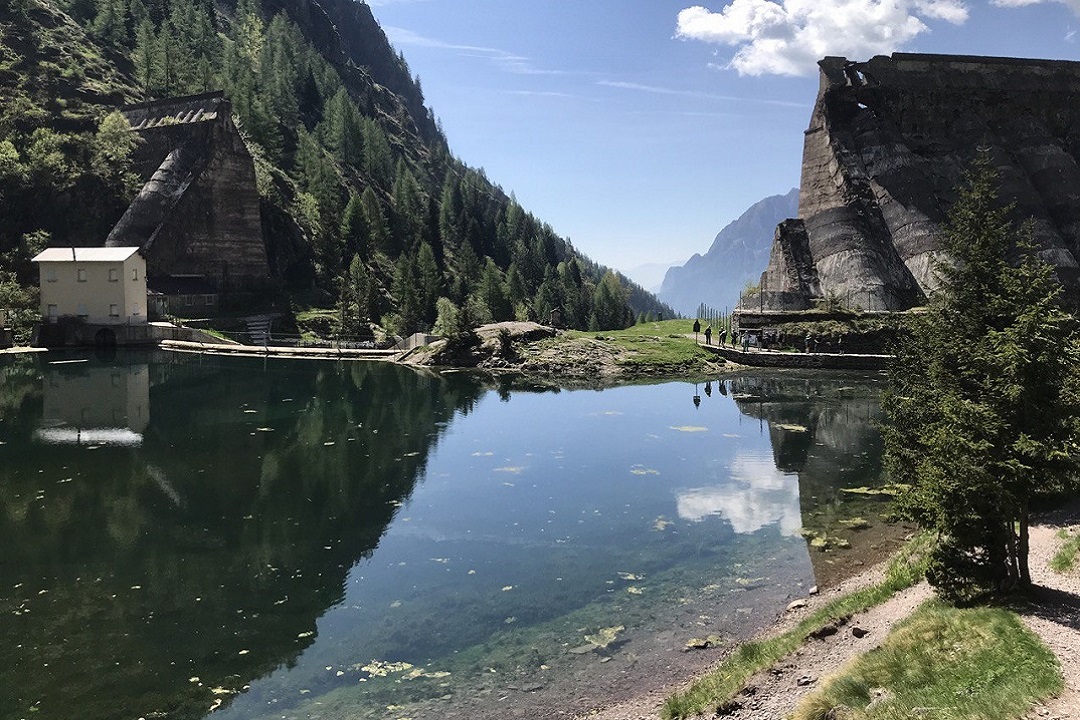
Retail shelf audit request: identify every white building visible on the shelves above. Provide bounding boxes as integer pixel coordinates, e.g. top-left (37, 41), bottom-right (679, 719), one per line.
top-left (32, 247), bottom-right (147, 325)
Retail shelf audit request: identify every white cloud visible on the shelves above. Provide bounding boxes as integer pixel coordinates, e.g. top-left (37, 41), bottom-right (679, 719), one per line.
top-left (992, 0), bottom-right (1080, 14)
top-left (915, 0), bottom-right (970, 22)
top-left (675, 451), bottom-right (802, 536)
top-left (675, 0), bottom-right (969, 76)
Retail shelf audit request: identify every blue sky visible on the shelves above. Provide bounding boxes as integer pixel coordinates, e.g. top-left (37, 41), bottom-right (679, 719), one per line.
top-left (368, 0), bottom-right (1080, 284)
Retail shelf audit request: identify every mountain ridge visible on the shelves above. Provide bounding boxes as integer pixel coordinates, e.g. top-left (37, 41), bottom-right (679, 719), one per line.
top-left (658, 188), bottom-right (798, 317)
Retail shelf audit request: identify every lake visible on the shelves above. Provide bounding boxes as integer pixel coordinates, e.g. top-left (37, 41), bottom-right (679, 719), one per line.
top-left (0, 352), bottom-right (894, 720)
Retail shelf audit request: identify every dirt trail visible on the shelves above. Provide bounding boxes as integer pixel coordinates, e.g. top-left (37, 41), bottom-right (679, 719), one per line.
top-left (578, 509), bottom-right (1080, 720)
top-left (1022, 515), bottom-right (1080, 720)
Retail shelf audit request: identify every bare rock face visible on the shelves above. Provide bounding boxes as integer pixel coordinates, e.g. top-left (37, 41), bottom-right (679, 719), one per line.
top-left (761, 53), bottom-right (1080, 311)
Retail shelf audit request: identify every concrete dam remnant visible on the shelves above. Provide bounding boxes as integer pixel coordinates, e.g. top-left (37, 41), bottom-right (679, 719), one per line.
top-left (759, 53), bottom-right (1080, 312)
top-left (105, 91), bottom-right (270, 292)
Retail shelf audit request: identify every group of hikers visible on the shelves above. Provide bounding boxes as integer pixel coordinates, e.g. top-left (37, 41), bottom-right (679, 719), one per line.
top-left (694, 319), bottom-right (843, 354)
top-left (694, 319), bottom-right (747, 350)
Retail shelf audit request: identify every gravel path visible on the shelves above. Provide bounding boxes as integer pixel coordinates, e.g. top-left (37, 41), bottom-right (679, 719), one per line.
top-left (1022, 508), bottom-right (1080, 720)
top-left (578, 508), bottom-right (1080, 720)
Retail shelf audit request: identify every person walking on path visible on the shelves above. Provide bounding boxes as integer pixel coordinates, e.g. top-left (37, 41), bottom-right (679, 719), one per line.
top-left (704, 325), bottom-right (712, 345)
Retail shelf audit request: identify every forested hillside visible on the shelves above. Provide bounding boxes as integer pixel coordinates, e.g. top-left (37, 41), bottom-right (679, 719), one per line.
top-left (0, 0), bottom-right (673, 339)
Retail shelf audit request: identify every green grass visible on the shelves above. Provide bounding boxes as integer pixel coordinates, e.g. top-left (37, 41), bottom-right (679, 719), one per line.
top-left (792, 600), bottom-right (1062, 720)
top-left (197, 327), bottom-right (235, 343)
top-left (562, 320), bottom-right (717, 370)
top-left (609, 319), bottom-right (704, 338)
top-left (661, 535), bottom-right (932, 719)
top-left (1049, 528), bottom-right (1080, 573)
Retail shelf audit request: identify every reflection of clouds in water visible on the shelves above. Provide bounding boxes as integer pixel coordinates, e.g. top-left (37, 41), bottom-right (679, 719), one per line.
top-left (676, 451), bottom-right (801, 537)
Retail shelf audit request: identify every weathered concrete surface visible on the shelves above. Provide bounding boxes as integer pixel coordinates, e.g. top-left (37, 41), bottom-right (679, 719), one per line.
top-left (159, 339), bottom-right (400, 361)
top-left (33, 321), bottom-right (220, 348)
top-left (707, 345), bottom-right (891, 371)
top-left (762, 53), bottom-right (1080, 311)
top-left (106, 92), bottom-right (270, 291)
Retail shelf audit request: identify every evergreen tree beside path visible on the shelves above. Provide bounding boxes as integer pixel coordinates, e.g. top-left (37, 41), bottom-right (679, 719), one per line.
top-left (883, 152), bottom-right (1080, 603)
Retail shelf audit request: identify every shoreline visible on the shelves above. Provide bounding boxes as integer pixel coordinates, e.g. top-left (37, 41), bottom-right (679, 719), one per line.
top-left (574, 504), bottom-right (1080, 720)
top-left (572, 553), bottom-right (907, 720)
top-left (4, 319), bottom-right (896, 376)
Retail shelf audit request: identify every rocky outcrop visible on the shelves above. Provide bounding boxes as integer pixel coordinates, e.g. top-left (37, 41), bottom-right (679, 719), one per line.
top-left (105, 92), bottom-right (270, 290)
top-left (761, 53), bottom-right (1080, 311)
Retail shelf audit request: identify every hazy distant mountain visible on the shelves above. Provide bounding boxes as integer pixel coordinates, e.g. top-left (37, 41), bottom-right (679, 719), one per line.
top-left (621, 261), bottom-right (680, 293)
top-left (658, 188), bottom-right (799, 317)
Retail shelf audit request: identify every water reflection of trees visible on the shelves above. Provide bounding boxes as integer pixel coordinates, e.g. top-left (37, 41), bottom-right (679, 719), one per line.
top-left (0, 354), bottom-right (484, 720)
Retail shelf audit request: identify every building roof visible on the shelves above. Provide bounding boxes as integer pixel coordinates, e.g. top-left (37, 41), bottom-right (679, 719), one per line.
top-left (32, 247), bottom-right (142, 263)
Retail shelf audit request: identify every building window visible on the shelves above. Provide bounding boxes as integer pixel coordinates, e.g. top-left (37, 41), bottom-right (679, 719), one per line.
top-left (47, 304), bottom-right (57, 318)
top-left (132, 303), bottom-right (141, 317)
top-left (45, 268), bottom-right (57, 283)
top-left (184, 295), bottom-right (195, 306)
top-left (203, 294), bottom-right (215, 306)
top-left (132, 267), bottom-right (139, 281)
top-left (77, 268), bottom-right (87, 283)
top-left (77, 303), bottom-right (88, 319)
top-left (108, 268), bottom-right (119, 282)
top-left (109, 304), bottom-right (119, 317)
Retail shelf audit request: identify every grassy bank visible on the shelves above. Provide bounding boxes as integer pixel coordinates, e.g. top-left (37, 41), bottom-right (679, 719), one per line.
top-left (662, 535), bottom-right (932, 719)
top-left (514, 319), bottom-right (722, 378)
top-left (565, 320), bottom-right (714, 370)
top-left (792, 600), bottom-right (1061, 720)
top-left (1050, 528), bottom-right (1080, 573)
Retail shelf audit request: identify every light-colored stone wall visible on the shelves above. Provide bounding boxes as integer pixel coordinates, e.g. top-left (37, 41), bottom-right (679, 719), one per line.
top-left (39, 255), bottom-right (148, 325)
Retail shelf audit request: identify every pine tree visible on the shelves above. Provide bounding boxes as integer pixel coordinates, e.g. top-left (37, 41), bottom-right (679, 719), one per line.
top-left (338, 194), bottom-right (369, 261)
top-left (391, 159), bottom-right (425, 251)
top-left (477, 258), bottom-right (511, 322)
top-left (883, 153), bottom-right (1080, 603)
top-left (391, 252), bottom-right (423, 335)
top-left (132, 18), bottom-right (157, 96)
top-left (506, 262), bottom-right (526, 307)
top-left (92, 0), bottom-right (129, 48)
top-left (362, 119), bottom-right (394, 186)
top-left (360, 187), bottom-right (391, 255)
top-left (346, 253), bottom-right (374, 327)
top-left (263, 14), bottom-right (300, 129)
top-left (416, 241), bottom-right (441, 326)
top-left (321, 88), bottom-right (363, 167)
top-left (592, 271), bottom-right (630, 330)
top-left (438, 175), bottom-right (463, 250)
